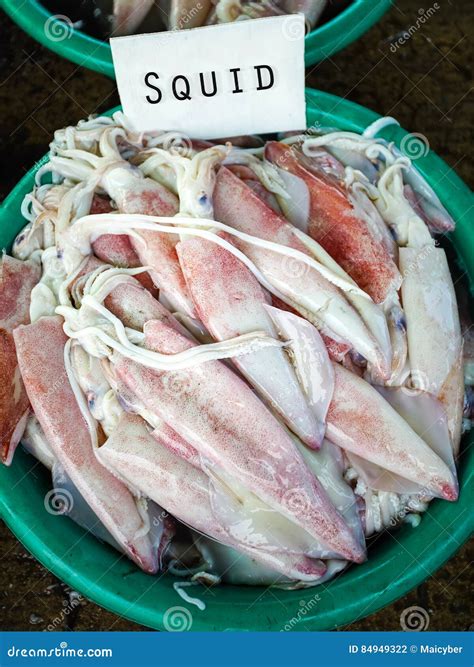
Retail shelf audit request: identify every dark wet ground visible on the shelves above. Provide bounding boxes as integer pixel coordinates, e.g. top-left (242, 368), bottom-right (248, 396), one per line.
top-left (0, 0), bottom-right (472, 632)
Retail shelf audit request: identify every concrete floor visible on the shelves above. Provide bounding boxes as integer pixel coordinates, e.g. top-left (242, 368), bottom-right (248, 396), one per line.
top-left (0, 0), bottom-right (472, 631)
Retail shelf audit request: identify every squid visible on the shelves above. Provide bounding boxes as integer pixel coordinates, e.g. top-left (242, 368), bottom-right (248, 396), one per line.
top-left (373, 157), bottom-right (463, 453)
top-left (264, 142), bottom-right (401, 306)
top-left (278, 127), bottom-right (463, 445)
top-left (2, 112), bottom-right (466, 589)
top-left (78, 0), bottom-right (332, 37)
top-left (400, 244), bottom-right (463, 452)
top-left (98, 412), bottom-right (328, 582)
top-left (304, 124), bottom-right (456, 235)
top-left (264, 141), bottom-right (407, 382)
top-left (22, 412), bottom-right (174, 561)
top-left (327, 364), bottom-right (458, 501)
top-left (0, 255), bottom-right (40, 464)
top-left (13, 316), bottom-right (159, 573)
top-left (212, 165), bottom-right (392, 380)
top-left (177, 236), bottom-right (325, 447)
top-left (267, 307), bottom-right (458, 501)
top-left (56, 265), bottom-right (361, 565)
top-left (109, 318), bottom-right (366, 562)
top-left (49, 138), bottom-right (194, 316)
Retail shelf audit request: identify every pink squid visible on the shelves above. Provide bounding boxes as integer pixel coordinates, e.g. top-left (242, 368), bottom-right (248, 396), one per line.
top-left (49, 150), bottom-right (194, 316)
top-left (98, 412), bottom-right (328, 582)
top-left (177, 236), bottom-right (325, 447)
top-left (13, 315), bottom-right (159, 572)
top-left (98, 165), bottom-right (195, 315)
top-left (212, 165), bottom-right (391, 379)
top-left (0, 255), bottom-right (40, 464)
top-left (108, 317), bottom-right (366, 562)
top-left (264, 141), bottom-right (401, 306)
top-left (268, 307), bottom-right (458, 501)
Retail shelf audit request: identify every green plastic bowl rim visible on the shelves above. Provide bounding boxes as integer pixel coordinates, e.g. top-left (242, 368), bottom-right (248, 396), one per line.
top-left (0, 89), bottom-right (472, 632)
top-left (0, 0), bottom-right (393, 75)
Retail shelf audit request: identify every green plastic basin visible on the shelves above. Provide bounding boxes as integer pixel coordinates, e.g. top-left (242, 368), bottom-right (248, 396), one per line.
top-left (0, 89), bottom-right (472, 631)
top-left (0, 0), bottom-right (393, 74)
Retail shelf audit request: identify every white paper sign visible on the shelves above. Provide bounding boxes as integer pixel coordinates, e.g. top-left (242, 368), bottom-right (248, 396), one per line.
top-left (110, 15), bottom-right (306, 140)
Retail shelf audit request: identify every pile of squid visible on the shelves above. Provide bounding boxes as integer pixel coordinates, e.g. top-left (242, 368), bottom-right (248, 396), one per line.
top-left (0, 111), bottom-right (469, 589)
top-left (63, 0), bottom-right (336, 36)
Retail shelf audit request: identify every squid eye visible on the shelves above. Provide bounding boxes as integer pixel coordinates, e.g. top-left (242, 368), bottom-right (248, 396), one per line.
top-left (396, 314), bottom-right (407, 331)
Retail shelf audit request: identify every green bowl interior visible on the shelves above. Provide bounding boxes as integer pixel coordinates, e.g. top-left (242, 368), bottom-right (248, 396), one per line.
top-left (0, 89), bottom-right (472, 631)
top-left (0, 0), bottom-right (393, 75)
